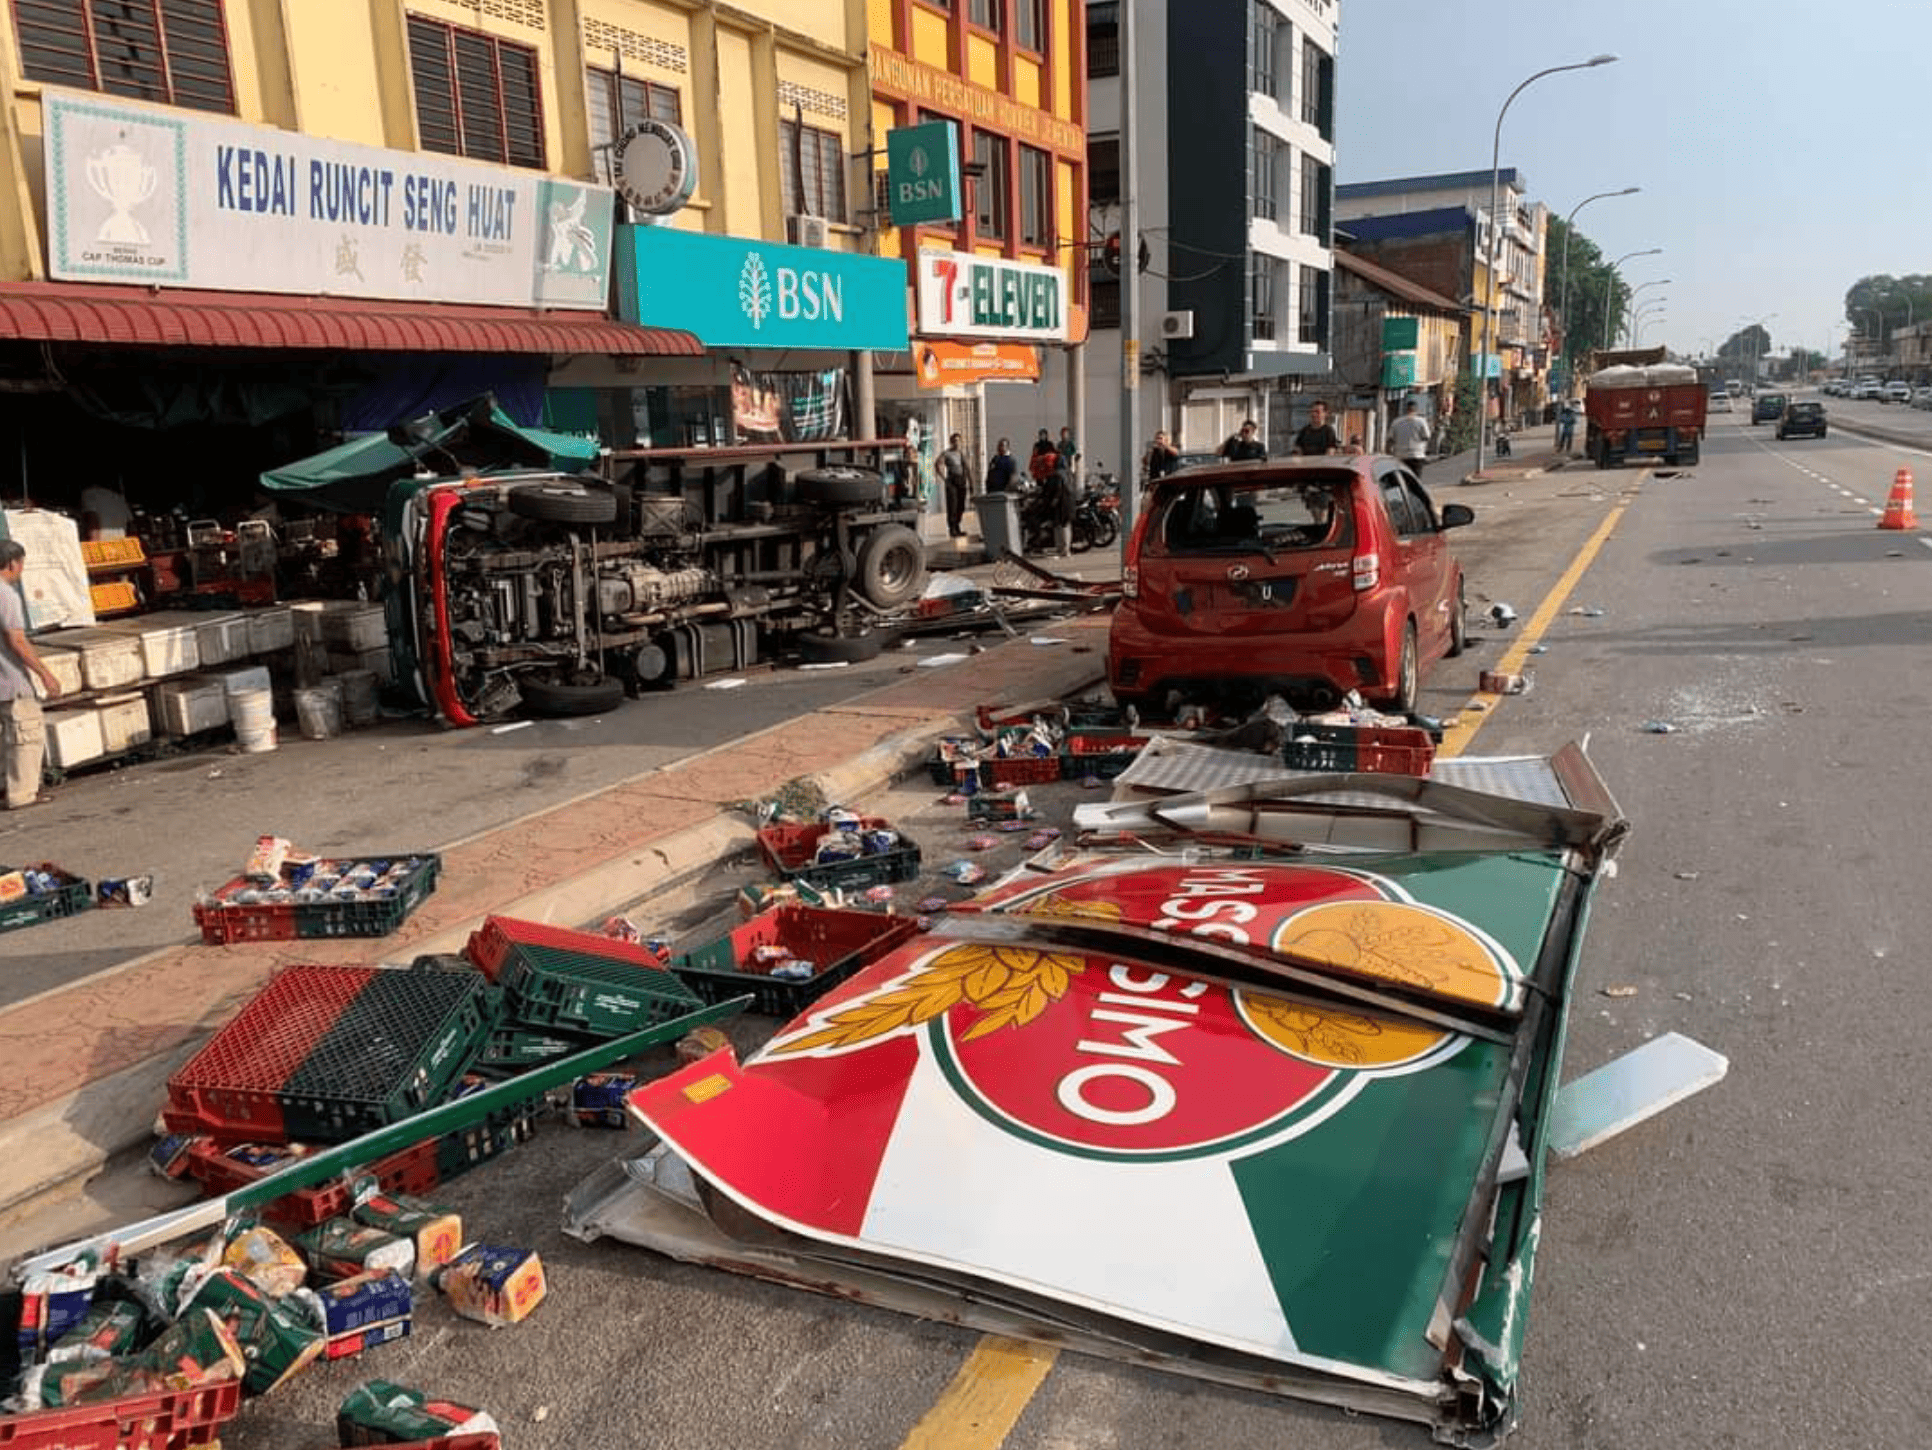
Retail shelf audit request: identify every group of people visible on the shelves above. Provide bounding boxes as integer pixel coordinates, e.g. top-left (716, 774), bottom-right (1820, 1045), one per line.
top-left (1142, 399), bottom-right (1444, 477)
top-left (934, 425), bottom-right (1082, 556)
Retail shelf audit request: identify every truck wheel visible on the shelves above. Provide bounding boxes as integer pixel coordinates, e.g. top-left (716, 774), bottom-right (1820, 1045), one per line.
top-left (798, 466), bottom-right (884, 508)
top-left (796, 629), bottom-right (887, 663)
top-left (855, 524), bottom-right (926, 609)
top-left (507, 482), bottom-right (618, 526)
top-left (520, 675), bottom-right (625, 716)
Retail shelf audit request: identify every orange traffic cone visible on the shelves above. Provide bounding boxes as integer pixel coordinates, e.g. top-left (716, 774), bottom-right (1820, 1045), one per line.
top-left (1879, 468), bottom-right (1918, 531)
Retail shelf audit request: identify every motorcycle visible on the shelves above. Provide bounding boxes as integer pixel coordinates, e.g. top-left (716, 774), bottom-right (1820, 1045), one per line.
top-left (1016, 472), bottom-right (1121, 555)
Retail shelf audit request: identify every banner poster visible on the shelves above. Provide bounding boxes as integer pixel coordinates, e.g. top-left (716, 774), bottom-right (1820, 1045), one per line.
top-left (731, 366), bottom-right (848, 442)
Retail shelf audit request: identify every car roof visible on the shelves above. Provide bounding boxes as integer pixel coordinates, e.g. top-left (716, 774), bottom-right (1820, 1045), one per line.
top-left (1151, 456), bottom-right (1377, 487)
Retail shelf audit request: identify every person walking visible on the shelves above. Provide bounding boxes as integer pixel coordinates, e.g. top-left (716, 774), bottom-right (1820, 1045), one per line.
top-left (1052, 451), bottom-right (1080, 558)
top-left (1390, 399), bottom-right (1432, 477)
top-left (1144, 429), bottom-right (1181, 479)
top-left (985, 436), bottom-right (1018, 493)
top-left (0, 540), bottom-right (62, 810)
top-left (1220, 419), bottom-right (1266, 461)
top-left (1293, 402), bottom-right (1341, 456)
top-left (1028, 428), bottom-right (1058, 485)
top-left (1556, 397), bottom-right (1579, 454)
top-left (937, 432), bottom-right (972, 540)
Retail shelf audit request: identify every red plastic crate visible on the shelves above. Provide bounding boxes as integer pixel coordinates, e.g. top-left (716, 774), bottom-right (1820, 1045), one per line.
top-left (378, 1437), bottom-right (501, 1450)
top-left (0, 1380), bottom-right (240, 1449)
top-left (1281, 723), bottom-right (1436, 776)
top-left (192, 876), bottom-right (301, 945)
top-left (181, 1135), bottom-right (442, 1230)
top-left (671, 905), bottom-right (921, 1015)
top-left (979, 754), bottom-right (1062, 787)
top-left (755, 818), bottom-right (922, 891)
top-left (163, 966), bottom-right (375, 1140)
top-left (465, 915), bottom-right (672, 983)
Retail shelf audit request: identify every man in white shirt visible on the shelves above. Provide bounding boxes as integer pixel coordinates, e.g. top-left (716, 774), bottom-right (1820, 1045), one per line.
top-left (1390, 399), bottom-right (1432, 477)
top-left (0, 541), bottom-right (64, 809)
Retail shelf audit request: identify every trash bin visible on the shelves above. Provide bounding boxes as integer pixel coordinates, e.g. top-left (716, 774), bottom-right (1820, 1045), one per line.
top-left (974, 492), bottom-right (1021, 559)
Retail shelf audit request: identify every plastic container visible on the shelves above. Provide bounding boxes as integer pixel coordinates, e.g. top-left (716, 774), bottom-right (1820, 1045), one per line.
top-left (43, 707), bottom-right (105, 770)
top-left (152, 676), bottom-right (230, 736)
top-left (756, 817), bottom-right (923, 890)
top-left (497, 946), bottom-right (703, 1038)
top-left (103, 614), bottom-right (200, 677)
top-left (0, 864), bottom-right (93, 935)
top-left (1281, 722), bottom-right (1437, 776)
top-left (320, 602), bottom-right (389, 652)
top-left (294, 679), bottom-right (344, 741)
top-left (338, 668), bottom-right (380, 727)
top-left (973, 492), bottom-right (1021, 557)
top-left (33, 627), bottom-right (144, 691)
top-left (1064, 732), bottom-right (1150, 780)
top-left (229, 687), bottom-right (277, 753)
top-left (32, 648), bottom-right (83, 698)
top-left (244, 605), bottom-right (296, 654)
top-left (672, 905), bottom-right (921, 1015)
top-left (0, 1379), bottom-right (240, 1449)
top-left (93, 693), bottom-right (151, 754)
top-left (193, 852), bottom-right (440, 945)
top-left (182, 1135), bottom-right (442, 1230)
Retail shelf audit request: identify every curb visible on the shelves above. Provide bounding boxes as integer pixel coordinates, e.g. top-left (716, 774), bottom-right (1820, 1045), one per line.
top-left (0, 714), bottom-right (972, 1221)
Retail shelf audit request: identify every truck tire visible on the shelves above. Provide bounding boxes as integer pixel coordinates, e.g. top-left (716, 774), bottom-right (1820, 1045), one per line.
top-left (796, 629), bottom-right (887, 663)
top-left (507, 481), bottom-right (618, 526)
top-left (855, 524), bottom-right (926, 609)
top-left (798, 466), bottom-right (885, 508)
top-left (520, 675), bottom-right (625, 716)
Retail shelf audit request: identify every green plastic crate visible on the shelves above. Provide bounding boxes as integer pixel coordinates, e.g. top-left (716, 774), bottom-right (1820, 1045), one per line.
top-left (499, 944), bottom-right (704, 1038)
top-left (0, 866), bottom-right (93, 935)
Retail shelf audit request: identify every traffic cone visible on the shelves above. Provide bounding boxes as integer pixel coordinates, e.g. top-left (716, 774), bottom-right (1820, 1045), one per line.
top-left (1879, 468), bottom-right (1918, 531)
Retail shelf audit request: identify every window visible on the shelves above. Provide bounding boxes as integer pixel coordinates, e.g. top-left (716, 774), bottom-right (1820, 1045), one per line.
top-left (1087, 1), bottom-right (1118, 77)
top-left (14, 0), bottom-right (236, 114)
top-left (1249, 251), bottom-right (1279, 341)
top-left (1299, 264), bottom-right (1329, 347)
top-left (969, 0), bottom-right (1001, 32)
top-left (973, 130), bottom-right (1008, 240)
top-left (1299, 157), bottom-right (1330, 241)
top-left (1019, 144), bottom-right (1052, 248)
top-left (1378, 470), bottom-right (1424, 535)
top-left (586, 67), bottom-right (680, 183)
top-left (408, 16), bottom-right (545, 168)
top-left (778, 119), bottom-right (848, 223)
top-left (1091, 271), bottom-right (1121, 330)
top-left (1300, 37), bottom-right (1334, 139)
top-left (1089, 133), bottom-right (1120, 206)
top-left (1015, 0), bottom-right (1045, 52)
top-left (1251, 127), bottom-right (1279, 221)
top-left (1249, 1), bottom-right (1278, 98)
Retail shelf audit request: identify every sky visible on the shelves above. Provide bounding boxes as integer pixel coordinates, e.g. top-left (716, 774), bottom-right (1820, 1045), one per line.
top-left (1332, 0), bottom-right (1932, 361)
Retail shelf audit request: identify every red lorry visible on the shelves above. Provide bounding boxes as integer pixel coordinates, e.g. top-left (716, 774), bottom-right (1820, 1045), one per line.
top-left (1583, 346), bottom-right (1707, 468)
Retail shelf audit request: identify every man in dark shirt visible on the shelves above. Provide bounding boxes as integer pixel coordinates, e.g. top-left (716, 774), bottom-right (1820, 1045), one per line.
top-left (1220, 420), bottom-right (1266, 461)
top-left (1293, 401), bottom-right (1341, 456)
top-left (1145, 429), bottom-right (1181, 479)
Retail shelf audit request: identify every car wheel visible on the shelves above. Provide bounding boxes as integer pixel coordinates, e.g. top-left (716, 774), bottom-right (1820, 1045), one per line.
top-left (854, 523), bottom-right (926, 609)
top-left (520, 674), bottom-right (625, 716)
top-left (797, 466), bottom-right (885, 508)
top-left (1447, 582), bottom-right (1468, 658)
top-left (507, 481), bottom-right (619, 526)
top-left (1378, 622), bottom-right (1419, 714)
top-left (1819, 429), bottom-right (1827, 438)
top-left (795, 628), bottom-right (887, 663)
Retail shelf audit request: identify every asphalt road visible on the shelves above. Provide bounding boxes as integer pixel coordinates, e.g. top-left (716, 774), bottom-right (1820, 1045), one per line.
top-left (23, 419), bottom-right (1932, 1449)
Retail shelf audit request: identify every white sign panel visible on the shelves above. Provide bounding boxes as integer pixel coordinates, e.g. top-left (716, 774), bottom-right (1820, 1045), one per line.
top-left (915, 249), bottom-right (1068, 342)
top-left (44, 91), bottom-right (614, 310)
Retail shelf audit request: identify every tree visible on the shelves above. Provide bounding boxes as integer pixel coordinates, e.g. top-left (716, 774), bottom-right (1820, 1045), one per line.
top-left (1718, 324), bottom-right (1772, 361)
top-left (1846, 273), bottom-right (1931, 340)
top-left (1545, 216), bottom-right (1627, 374)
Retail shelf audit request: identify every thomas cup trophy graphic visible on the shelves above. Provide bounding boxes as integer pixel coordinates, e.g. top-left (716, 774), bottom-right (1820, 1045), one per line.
top-left (86, 141), bottom-right (157, 245)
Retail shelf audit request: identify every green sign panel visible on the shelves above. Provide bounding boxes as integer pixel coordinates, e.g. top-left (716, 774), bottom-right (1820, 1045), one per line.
top-left (1382, 352), bottom-right (1417, 388)
top-left (886, 121), bottom-right (963, 227)
top-left (1381, 315), bottom-right (1420, 350)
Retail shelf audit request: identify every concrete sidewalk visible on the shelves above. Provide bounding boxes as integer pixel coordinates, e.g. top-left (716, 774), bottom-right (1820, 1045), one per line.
top-left (0, 616), bottom-right (1112, 1219)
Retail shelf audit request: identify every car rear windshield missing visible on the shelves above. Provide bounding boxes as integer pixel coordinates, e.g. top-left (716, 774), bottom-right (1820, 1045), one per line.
top-left (1154, 478), bottom-right (1355, 554)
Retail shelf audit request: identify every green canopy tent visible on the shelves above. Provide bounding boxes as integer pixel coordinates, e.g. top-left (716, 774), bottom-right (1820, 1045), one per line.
top-left (259, 396), bottom-right (601, 515)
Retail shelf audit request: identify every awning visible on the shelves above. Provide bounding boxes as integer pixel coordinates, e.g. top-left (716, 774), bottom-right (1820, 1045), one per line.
top-left (0, 282), bottom-right (703, 356)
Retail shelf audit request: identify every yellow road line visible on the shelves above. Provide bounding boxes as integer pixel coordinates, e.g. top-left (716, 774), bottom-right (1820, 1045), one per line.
top-left (1438, 480), bottom-right (1642, 759)
top-left (899, 1336), bottom-right (1059, 1450)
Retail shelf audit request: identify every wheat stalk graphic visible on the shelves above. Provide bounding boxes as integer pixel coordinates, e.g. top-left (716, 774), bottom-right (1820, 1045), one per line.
top-left (739, 254), bottom-right (771, 329)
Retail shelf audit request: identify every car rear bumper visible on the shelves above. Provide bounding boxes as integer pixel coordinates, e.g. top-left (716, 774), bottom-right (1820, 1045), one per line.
top-left (1108, 609), bottom-right (1391, 705)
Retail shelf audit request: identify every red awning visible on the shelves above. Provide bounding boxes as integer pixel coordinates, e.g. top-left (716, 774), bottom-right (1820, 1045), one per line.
top-left (0, 282), bottom-right (703, 356)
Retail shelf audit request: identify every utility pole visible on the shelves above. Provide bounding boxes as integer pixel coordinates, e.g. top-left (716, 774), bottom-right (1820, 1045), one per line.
top-left (1116, 0), bottom-right (1141, 543)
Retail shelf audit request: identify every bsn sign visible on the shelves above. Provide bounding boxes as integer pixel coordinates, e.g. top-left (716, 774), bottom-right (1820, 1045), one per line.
top-left (738, 251), bottom-right (844, 330)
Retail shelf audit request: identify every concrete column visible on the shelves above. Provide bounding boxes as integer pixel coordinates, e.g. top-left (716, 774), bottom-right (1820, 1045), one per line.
top-left (0, 24), bottom-right (44, 280)
top-left (1067, 343), bottom-right (1086, 471)
top-left (547, 0), bottom-right (595, 180)
top-left (367, 0), bottom-right (418, 150)
top-left (854, 350), bottom-right (876, 440)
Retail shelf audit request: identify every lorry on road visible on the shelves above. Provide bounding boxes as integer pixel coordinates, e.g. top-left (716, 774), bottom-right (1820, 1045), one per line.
top-left (1583, 346), bottom-right (1708, 468)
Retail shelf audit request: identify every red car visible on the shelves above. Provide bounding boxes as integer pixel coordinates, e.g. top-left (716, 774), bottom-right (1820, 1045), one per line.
top-left (1108, 455), bottom-right (1473, 713)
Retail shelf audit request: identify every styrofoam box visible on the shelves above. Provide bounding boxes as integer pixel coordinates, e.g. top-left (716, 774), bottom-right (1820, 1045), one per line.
top-left (320, 603), bottom-right (388, 653)
top-left (35, 647), bottom-right (83, 698)
top-left (102, 614), bottom-right (200, 678)
top-left (95, 692), bottom-right (151, 754)
top-left (34, 628), bottom-right (145, 691)
top-left (44, 706), bottom-right (105, 769)
top-left (152, 676), bottom-right (230, 736)
top-left (208, 665), bottom-right (272, 699)
top-left (192, 613), bottom-right (250, 667)
top-left (245, 606), bottom-right (295, 654)
top-left (326, 646), bottom-right (392, 684)
top-left (291, 601), bottom-right (328, 643)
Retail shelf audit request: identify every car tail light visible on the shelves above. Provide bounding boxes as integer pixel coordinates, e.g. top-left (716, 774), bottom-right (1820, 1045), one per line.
top-left (1122, 563), bottom-right (1138, 599)
top-left (1351, 553), bottom-right (1379, 591)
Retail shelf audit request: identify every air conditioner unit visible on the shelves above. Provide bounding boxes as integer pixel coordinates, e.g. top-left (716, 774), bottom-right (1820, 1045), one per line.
top-left (1160, 310), bottom-right (1195, 341)
top-left (787, 214), bottom-right (830, 249)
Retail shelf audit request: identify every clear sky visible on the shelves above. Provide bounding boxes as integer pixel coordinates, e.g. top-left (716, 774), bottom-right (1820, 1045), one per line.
top-left (1332, 0), bottom-right (1930, 361)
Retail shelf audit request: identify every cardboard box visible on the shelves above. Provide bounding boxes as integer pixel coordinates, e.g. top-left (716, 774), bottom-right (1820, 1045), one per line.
top-left (432, 1245), bottom-right (545, 1326)
top-left (44, 707), bottom-right (105, 769)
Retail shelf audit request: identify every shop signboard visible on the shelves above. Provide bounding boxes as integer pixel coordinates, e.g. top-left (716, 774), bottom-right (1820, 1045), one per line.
top-left (885, 121), bottom-right (963, 227)
top-left (1381, 316), bottom-right (1419, 350)
top-left (1382, 352), bottom-right (1417, 388)
top-left (615, 224), bottom-right (908, 352)
top-left (43, 90), bottom-right (612, 309)
top-left (915, 250), bottom-right (1067, 342)
top-left (913, 340), bottom-right (1039, 387)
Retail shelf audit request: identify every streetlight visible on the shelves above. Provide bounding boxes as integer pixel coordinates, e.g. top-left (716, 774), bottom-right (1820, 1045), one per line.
top-left (1738, 312), bottom-right (1776, 386)
top-left (1474, 52), bottom-right (1619, 478)
top-left (1599, 247), bottom-right (1661, 355)
top-left (1555, 186), bottom-right (1639, 391)
top-left (1636, 313), bottom-right (1668, 343)
top-left (1630, 301), bottom-right (1667, 347)
top-left (1624, 278), bottom-right (1671, 345)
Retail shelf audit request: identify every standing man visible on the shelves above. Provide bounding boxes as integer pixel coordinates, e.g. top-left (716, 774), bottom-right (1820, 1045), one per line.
top-left (1556, 397), bottom-right (1579, 454)
top-left (1293, 402), bottom-right (1342, 456)
top-left (1056, 425), bottom-right (1080, 478)
top-left (1145, 429), bottom-right (1181, 479)
top-left (937, 432), bottom-right (972, 541)
top-left (1029, 428), bottom-right (1059, 484)
top-left (1390, 399), bottom-right (1432, 476)
top-left (0, 541), bottom-right (62, 810)
top-left (985, 436), bottom-right (1019, 493)
top-left (1220, 420), bottom-right (1267, 461)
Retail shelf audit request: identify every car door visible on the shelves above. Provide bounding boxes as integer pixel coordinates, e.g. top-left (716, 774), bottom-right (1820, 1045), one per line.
top-left (1381, 466), bottom-right (1451, 656)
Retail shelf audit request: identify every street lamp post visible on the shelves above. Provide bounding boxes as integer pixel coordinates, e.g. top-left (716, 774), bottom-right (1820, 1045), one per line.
top-left (1473, 53), bottom-right (1618, 480)
top-left (1623, 278), bottom-right (1671, 345)
top-left (1636, 313), bottom-right (1668, 344)
top-left (1738, 312), bottom-right (1776, 386)
top-left (1555, 186), bottom-right (1638, 393)
top-left (1598, 247), bottom-right (1661, 358)
top-left (1857, 306), bottom-right (1882, 374)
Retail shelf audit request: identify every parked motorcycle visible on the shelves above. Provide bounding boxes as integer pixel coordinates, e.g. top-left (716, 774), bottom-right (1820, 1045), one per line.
top-left (1016, 473), bottom-right (1120, 555)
